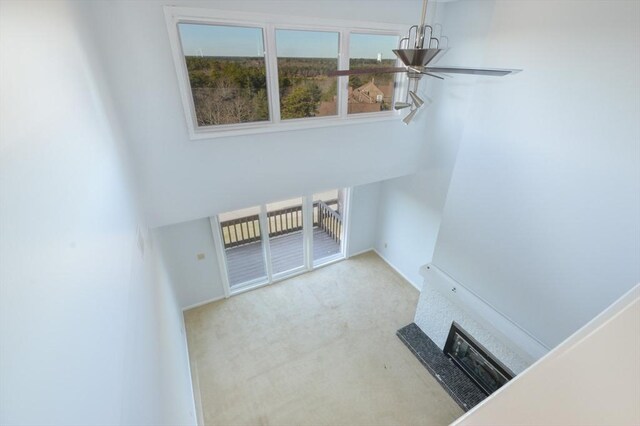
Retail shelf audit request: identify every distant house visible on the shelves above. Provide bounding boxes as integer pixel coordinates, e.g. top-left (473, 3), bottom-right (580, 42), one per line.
top-left (318, 79), bottom-right (392, 115)
top-left (347, 79), bottom-right (389, 113)
top-left (350, 79), bottom-right (385, 104)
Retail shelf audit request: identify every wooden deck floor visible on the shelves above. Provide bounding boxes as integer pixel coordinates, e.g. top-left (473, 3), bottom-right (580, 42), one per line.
top-left (225, 228), bottom-right (341, 287)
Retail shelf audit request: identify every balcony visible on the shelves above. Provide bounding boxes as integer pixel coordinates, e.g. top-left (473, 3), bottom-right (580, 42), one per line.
top-left (220, 200), bottom-right (342, 287)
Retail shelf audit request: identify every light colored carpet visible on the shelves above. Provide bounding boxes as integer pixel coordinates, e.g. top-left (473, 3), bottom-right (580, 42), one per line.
top-left (184, 251), bottom-right (463, 426)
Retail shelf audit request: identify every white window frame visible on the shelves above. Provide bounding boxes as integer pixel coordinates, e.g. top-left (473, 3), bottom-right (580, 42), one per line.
top-left (164, 7), bottom-right (407, 140)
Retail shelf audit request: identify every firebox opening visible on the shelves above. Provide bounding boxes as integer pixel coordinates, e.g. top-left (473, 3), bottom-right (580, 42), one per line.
top-left (443, 322), bottom-right (515, 396)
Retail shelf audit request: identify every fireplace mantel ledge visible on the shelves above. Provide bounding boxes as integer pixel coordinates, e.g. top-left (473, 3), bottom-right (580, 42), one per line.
top-left (418, 264), bottom-right (550, 368)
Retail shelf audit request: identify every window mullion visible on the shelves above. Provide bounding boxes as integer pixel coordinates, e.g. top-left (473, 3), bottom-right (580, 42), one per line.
top-left (264, 23), bottom-right (281, 124)
top-left (338, 29), bottom-right (350, 119)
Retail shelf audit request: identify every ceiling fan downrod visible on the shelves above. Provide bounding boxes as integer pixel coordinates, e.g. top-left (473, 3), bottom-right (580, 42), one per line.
top-left (416, 0), bottom-right (429, 49)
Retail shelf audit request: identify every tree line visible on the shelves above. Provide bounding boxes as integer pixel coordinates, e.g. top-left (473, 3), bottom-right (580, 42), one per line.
top-left (185, 56), bottom-right (396, 125)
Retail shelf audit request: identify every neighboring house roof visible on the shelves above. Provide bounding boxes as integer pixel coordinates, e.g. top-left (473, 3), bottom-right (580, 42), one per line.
top-left (349, 79), bottom-right (385, 104)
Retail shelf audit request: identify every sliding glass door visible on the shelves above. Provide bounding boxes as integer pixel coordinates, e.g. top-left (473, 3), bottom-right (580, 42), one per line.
top-left (213, 188), bottom-right (348, 294)
top-left (312, 189), bottom-right (345, 265)
top-left (266, 197), bottom-right (305, 276)
top-left (218, 206), bottom-right (268, 290)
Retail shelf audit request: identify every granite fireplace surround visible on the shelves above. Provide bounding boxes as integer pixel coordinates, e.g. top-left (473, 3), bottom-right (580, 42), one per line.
top-left (397, 264), bottom-right (549, 410)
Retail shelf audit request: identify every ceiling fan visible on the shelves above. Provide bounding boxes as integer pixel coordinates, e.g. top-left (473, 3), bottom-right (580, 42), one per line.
top-left (329, 0), bottom-right (521, 124)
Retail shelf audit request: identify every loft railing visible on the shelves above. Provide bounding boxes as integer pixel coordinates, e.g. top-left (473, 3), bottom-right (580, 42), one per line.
top-left (220, 199), bottom-right (342, 249)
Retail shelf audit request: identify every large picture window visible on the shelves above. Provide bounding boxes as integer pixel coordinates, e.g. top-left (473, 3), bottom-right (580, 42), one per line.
top-left (276, 29), bottom-right (339, 119)
top-left (348, 33), bottom-right (399, 115)
top-left (177, 23), bottom-right (269, 126)
top-left (165, 7), bottom-right (405, 138)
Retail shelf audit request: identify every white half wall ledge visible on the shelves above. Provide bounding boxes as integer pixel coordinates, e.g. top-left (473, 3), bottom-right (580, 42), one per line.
top-left (414, 264), bottom-right (550, 374)
top-left (451, 283), bottom-right (640, 426)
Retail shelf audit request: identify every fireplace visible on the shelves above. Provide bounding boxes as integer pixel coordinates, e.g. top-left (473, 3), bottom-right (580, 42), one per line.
top-left (444, 322), bottom-right (515, 396)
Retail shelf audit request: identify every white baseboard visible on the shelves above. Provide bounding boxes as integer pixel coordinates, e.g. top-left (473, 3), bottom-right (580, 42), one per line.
top-left (348, 247), bottom-right (374, 258)
top-left (373, 249), bottom-right (422, 292)
top-left (182, 295), bottom-right (226, 312)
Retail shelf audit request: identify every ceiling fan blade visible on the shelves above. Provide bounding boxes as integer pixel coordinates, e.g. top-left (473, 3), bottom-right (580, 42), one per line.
top-left (424, 66), bottom-right (522, 76)
top-left (422, 72), bottom-right (444, 80)
top-left (327, 67), bottom-right (407, 77)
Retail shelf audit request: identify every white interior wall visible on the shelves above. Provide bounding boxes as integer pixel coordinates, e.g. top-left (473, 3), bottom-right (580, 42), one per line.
top-left (374, 171), bottom-right (449, 290)
top-left (0, 1), bottom-right (195, 424)
top-left (153, 219), bottom-right (226, 309)
top-left (429, 0), bottom-right (640, 349)
top-left (82, 0), bottom-right (428, 228)
top-left (371, 0), bottom-right (639, 354)
top-left (151, 182), bottom-right (382, 310)
top-left (371, 1), bottom-right (494, 290)
top-left (118, 231), bottom-right (197, 425)
top-left (347, 182), bottom-right (381, 257)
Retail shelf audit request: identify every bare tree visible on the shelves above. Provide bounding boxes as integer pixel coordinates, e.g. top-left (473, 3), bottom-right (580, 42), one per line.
top-left (193, 78), bottom-right (258, 125)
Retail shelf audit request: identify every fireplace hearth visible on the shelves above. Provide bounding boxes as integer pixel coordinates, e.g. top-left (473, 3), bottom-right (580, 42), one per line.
top-left (397, 323), bottom-right (487, 410)
top-left (397, 322), bottom-right (517, 410)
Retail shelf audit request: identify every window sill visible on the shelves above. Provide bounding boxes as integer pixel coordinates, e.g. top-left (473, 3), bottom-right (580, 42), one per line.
top-left (188, 111), bottom-right (402, 141)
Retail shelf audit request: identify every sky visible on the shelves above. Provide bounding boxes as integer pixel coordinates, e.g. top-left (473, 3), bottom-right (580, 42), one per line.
top-left (178, 23), bottom-right (398, 59)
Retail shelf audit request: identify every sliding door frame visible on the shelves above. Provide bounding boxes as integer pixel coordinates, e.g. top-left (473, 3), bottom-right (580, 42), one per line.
top-left (209, 214), bottom-right (270, 297)
top-left (311, 187), bottom-right (351, 268)
top-left (302, 195), bottom-right (314, 271)
top-left (209, 216), bottom-right (231, 298)
top-left (210, 188), bottom-right (350, 297)
top-left (258, 205), bottom-right (274, 283)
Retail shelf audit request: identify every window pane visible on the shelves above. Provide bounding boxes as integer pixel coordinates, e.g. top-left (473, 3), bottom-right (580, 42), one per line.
top-left (312, 189), bottom-right (344, 263)
top-left (348, 33), bottom-right (399, 114)
top-left (276, 29), bottom-right (339, 119)
top-left (266, 197), bottom-right (304, 275)
top-left (178, 23), bottom-right (269, 126)
top-left (219, 206), bottom-right (267, 288)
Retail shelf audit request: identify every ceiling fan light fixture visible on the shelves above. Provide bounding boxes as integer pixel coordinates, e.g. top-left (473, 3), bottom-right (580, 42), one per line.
top-left (322, 0), bottom-right (521, 125)
top-left (393, 48), bottom-right (443, 67)
top-left (409, 91), bottom-right (424, 108)
top-left (394, 102), bottom-right (412, 110)
top-left (402, 108), bottom-right (418, 125)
